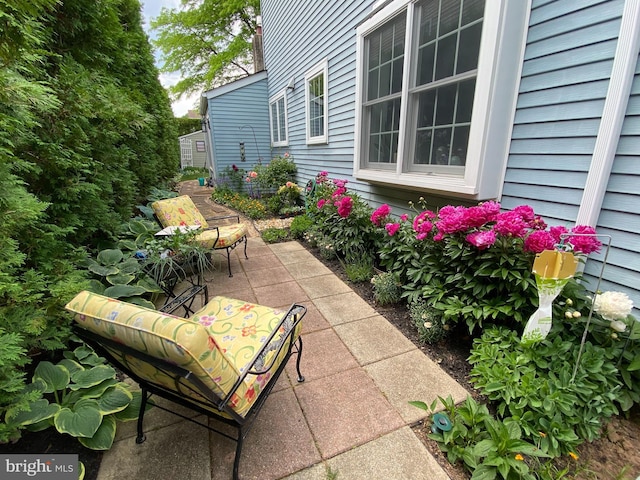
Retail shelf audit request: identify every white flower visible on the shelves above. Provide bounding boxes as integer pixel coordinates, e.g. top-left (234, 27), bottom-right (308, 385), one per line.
top-left (610, 320), bottom-right (627, 333)
top-left (572, 311), bottom-right (581, 318)
top-left (424, 321), bottom-right (433, 329)
top-left (565, 311), bottom-right (573, 319)
top-left (594, 291), bottom-right (634, 320)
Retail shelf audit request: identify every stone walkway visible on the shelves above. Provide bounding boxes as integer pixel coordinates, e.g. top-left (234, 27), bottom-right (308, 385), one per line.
top-left (95, 181), bottom-right (469, 480)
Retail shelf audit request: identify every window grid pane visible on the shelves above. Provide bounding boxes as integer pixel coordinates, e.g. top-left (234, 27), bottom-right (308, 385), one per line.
top-left (278, 97), bottom-right (286, 142)
top-left (270, 103), bottom-right (279, 143)
top-left (364, 12), bottom-right (406, 166)
top-left (410, 0), bottom-right (483, 170)
top-left (308, 74), bottom-right (325, 138)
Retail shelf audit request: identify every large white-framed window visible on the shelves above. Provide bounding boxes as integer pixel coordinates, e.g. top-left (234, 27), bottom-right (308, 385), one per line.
top-left (354, 0), bottom-right (530, 199)
top-left (305, 59), bottom-right (329, 144)
top-left (269, 90), bottom-right (288, 147)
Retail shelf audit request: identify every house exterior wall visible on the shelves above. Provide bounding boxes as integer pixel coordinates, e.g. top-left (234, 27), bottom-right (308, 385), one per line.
top-left (178, 131), bottom-right (207, 169)
top-left (261, 0), bottom-right (639, 309)
top-left (206, 75), bottom-right (271, 178)
top-left (502, 0), bottom-right (640, 311)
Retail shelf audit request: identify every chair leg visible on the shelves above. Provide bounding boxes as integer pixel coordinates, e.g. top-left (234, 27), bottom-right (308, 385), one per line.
top-left (243, 236), bottom-right (248, 259)
top-left (226, 248), bottom-right (233, 277)
top-left (295, 337), bottom-right (305, 383)
top-left (136, 388), bottom-right (149, 444)
top-left (233, 427), bottom-right (245, 480)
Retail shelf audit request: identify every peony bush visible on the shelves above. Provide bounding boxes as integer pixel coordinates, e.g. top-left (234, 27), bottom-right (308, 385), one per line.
top-left (375, 199), bottom-right (601, 333)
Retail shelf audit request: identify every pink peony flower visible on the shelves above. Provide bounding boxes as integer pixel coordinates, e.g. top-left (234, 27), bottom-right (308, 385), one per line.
top-left (513, 205), bottom-right (535, 224)
top-left (493, 211), bottom-right (529, 238)
top-left (524, 230), bottom-right (555, 253)
top-left (283, 152), bottom-right (290, 158)
top-left (433, 232), bottom-right (445, 241)
top-left (385, 223), bottom-right (401, 236)
top-left (317, 199), bottom-right (326, 209)
top-left (371, 204), bottom-right (392, 226)
top-left (334, 179), bottom-right (348, 188)
top-left (549, 225), bottom-right (569, 244)
top-left (400, 214), bottom-right (408, 222)
top-left (466, 230), bottom-right (496, 250)
top-left (568, 225), bottom-right (601, 254)
top-left (435, 206), bottom-right (469, 234)
top-left (332, 186), bottom-right (346, 198)
top-left (337, 196), bottom-right (353, 217)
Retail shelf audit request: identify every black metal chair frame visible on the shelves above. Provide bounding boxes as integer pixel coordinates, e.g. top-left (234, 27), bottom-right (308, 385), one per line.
top-left (73, 302), bottom-right (305, 480)
top-left (204, 214), bottom-right (249, 277)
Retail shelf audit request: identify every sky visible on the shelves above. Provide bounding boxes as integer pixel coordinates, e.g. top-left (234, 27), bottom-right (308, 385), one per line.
top-left (140, 0), bottom-right (201, 117)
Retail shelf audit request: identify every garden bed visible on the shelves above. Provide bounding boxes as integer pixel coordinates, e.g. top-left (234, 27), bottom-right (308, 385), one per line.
top-left (303, 242), bottom-right (640, 480)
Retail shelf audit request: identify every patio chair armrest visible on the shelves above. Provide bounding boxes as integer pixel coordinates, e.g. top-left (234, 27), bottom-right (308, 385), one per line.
top-left (205, 214), bottom-right (241, 224)
top-left (247, 304), bottom-right (306, 375)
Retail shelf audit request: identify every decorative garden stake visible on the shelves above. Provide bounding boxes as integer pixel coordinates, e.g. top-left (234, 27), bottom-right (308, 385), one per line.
top-left (522, 249), bottom-right (578, 344)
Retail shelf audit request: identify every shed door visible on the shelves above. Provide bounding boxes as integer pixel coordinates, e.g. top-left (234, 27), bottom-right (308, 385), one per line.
top-left (180, 138), bottom-right (193, 168)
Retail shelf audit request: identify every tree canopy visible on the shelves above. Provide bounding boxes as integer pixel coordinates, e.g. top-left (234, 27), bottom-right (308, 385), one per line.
top-left (151, 0), bottom-right (260, 98)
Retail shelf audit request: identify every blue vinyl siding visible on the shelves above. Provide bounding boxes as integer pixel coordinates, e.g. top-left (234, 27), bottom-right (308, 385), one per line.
top-left (207, 76), bottom-right (271, 177)
top-left (504, 0), bottom-right (639, 313)
top-left (586, 52), bottom-right (640, 312)
top-left (502, 0), bottom-right (624, 226)
top-left (261, 0), bottom-right (384, 201)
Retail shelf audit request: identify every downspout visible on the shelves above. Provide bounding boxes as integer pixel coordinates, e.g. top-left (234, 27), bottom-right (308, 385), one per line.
top-left (576, 0), bottom-right (640, 226)
top-left (200, 96), bottom-right (216, 181)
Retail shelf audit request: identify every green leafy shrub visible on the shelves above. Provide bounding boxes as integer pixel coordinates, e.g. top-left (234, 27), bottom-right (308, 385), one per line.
top-left (376, 199), bottom-right (601, 333)
top-left (254, 154), bottom-right (297, 191)
top-left (179, 167), bottom-right (209, 181)
top-left (371, 271), bottom-right (402, 306)
top-left (218, 165), bottom-right (246, 193)
top-left (340, 247), bottom-right (374, 283)
top-left (410, 300), bottom-right (448, 344)
top-left (469, 326), bottom-right (621, 456)
top-left (261, 228), bottom-right (289, 244)
top-left (411, 395), bottom-right (549, 479)
top-left (6, 345), bottom-right (141, 450)
top-left (290, 214), bottom-right (313, 239)
top-left (307, 172), bottom-right (382, 258)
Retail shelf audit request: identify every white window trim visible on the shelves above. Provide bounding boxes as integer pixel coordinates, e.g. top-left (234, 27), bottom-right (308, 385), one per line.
top-left (354, 0), bottom-right (531, 200)
top-left (305, 59), bottom-right (329, 145)
top-left (269, 89), bottom-right (289, 147)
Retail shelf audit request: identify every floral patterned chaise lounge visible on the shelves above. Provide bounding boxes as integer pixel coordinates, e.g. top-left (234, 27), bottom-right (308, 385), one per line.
top-left (151, 195), bottom-right (248, 277)
top-left (65, 290), bottom-right (306, 480)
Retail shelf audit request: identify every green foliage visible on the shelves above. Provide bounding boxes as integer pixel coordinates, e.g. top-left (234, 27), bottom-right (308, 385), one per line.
top-left (371, 272), bottom-right (402, 306)
top-left (307, 175), bottom-right (382, 259)
top-left (411, 395), bottom-right (549, 480)
top-left (340, 247), bottom-right (374, 283)
top-left (0, 0), bottom-right (177, 432)
top-left (211, 189), bottom-right (267, 219)
top-left (410, 300), bottom-right (449, 344)
top-left (175, 117), bottom-right (202, 136)
top-left (254, 155), bottom-right (297, 191)
top-left (289, 214), bottom-right (313, 239)
top-left (267, 180), bottom-right (304, 215)
top-left (217, 165), bottom-right (247, 193)
top-left (469, 326), bottom-right (621, 456)
top-left (6, 345), bottom-right (142, 450)
top-left (261, 228), bottom-right (289, 244)
top-left (151, 0), bottom-right (260, 97)
top-left (179, 167), bottom-right (209, 181)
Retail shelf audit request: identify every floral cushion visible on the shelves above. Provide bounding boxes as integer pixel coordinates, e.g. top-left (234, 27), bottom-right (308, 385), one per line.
top-left (152, 195), bottom-right (210, 229)
top-left (65, 291), bottom-right (241, 416)
top-left (196, 224), bottom-right (247, 249)
top-left (189, 297), bottom-right (303, 416)
top-left (151, 195), bottom-right (247, 250)
top-left (65, 291), bottom-right (300, 419)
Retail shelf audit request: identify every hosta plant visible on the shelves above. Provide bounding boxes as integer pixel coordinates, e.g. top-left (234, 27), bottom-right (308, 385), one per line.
top-left (6, 345), bottom-right (142, 450)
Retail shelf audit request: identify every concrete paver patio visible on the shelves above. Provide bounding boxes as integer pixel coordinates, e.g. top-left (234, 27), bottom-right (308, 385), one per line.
top-left (95, 183), bottom-right (469, 480)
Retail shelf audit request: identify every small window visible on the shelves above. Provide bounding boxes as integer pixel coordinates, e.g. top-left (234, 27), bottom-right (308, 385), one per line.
top-left (305, 59), bottom-right (329, 144)
top-left (269, 90), bottom-right (288, 147)
top-left (195, 141), bottom-right (206, 152)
